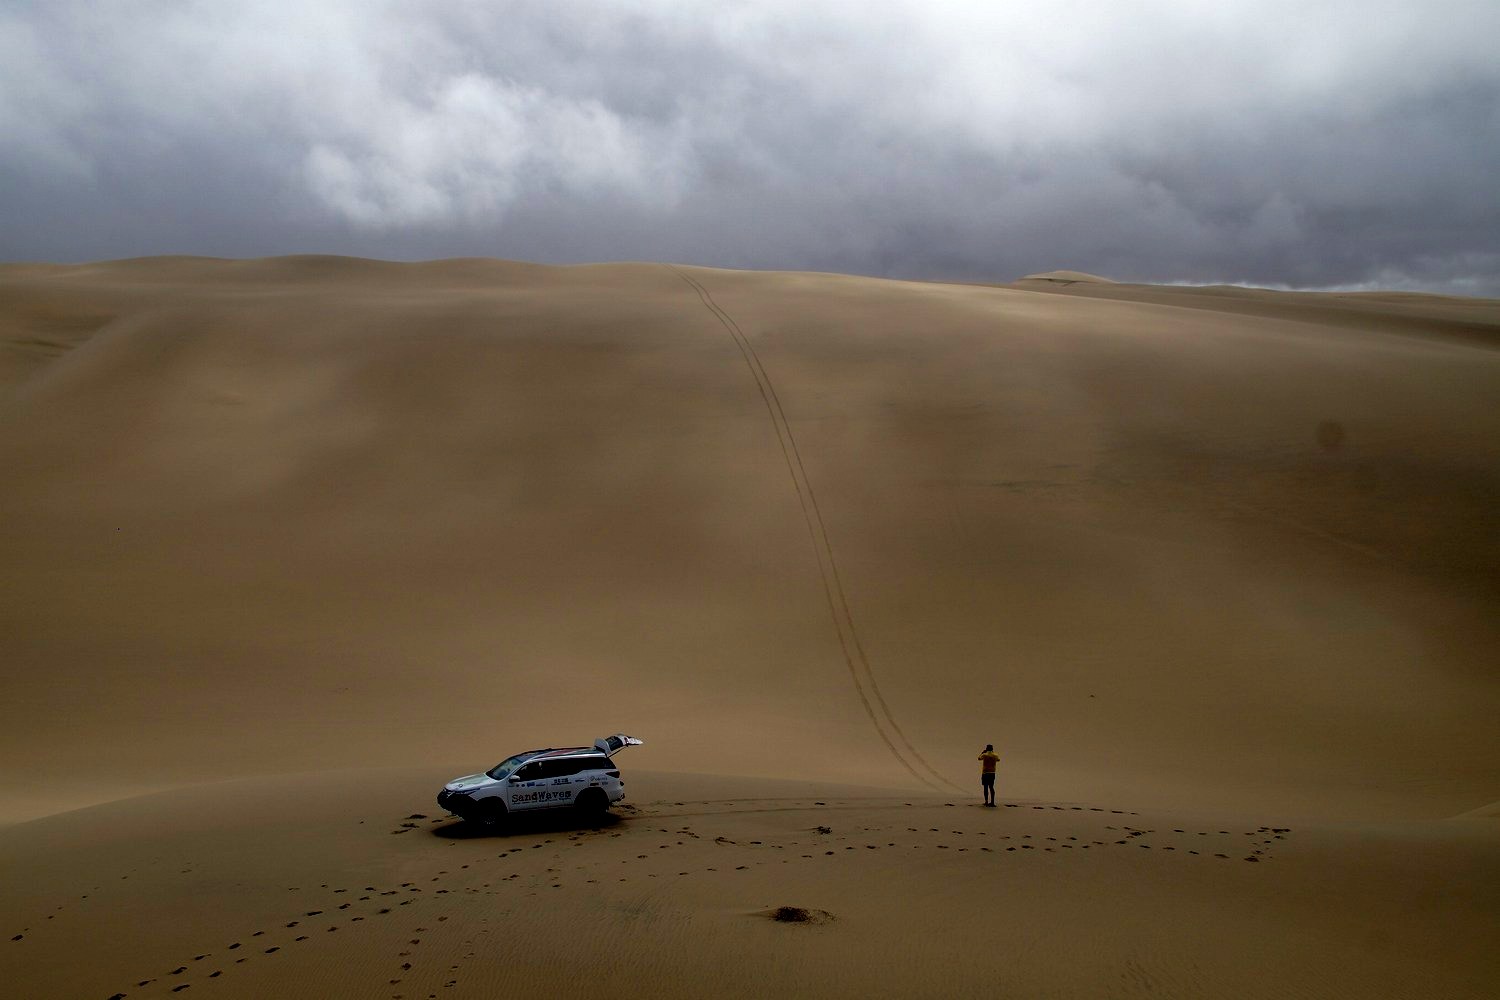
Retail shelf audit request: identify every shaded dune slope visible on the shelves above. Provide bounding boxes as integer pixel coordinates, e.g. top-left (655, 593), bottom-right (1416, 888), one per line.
top-left (2, 257), bottom-right (1498, 824)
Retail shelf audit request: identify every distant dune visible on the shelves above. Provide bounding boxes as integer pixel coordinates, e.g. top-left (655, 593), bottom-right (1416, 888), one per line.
top-left (2, 257), bottom-right (1497, 997)
top-left (1016, 269), bottom-right (1117, 283)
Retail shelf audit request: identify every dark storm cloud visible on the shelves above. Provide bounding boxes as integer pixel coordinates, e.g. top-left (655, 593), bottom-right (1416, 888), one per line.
top-left (2, 0), bottom-right (1497, 293)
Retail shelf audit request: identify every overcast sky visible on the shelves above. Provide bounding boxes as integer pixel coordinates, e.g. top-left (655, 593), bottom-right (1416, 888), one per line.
top-left (3, 0), bottom-right (1497, 293)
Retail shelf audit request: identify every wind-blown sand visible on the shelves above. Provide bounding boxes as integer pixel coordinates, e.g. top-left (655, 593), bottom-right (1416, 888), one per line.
top-left (2, 258), bottom-right (1497, 997)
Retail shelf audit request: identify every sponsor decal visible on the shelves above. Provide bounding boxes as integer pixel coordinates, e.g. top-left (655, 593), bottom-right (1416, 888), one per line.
top-left (510, 789), bottom-right (574, 805)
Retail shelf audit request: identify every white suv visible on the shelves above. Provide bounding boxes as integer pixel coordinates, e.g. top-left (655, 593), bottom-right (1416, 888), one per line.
top-left (437, 734), bottom-right (642, 827)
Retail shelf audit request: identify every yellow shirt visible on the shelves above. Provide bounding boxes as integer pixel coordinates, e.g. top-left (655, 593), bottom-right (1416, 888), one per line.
top-left (978, 751), bottom-right (999, 774)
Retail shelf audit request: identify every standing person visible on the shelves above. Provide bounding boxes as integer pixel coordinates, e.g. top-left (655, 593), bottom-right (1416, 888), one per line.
top-left (978, 744), bottom-right (999, 806)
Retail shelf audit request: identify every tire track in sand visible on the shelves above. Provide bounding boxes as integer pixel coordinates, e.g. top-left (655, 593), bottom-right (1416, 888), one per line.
top-left (668, 264), bottom-right (964, 794)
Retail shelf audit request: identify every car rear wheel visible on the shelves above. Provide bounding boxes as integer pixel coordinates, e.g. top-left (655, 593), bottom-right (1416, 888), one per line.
top-left (575, 788), bottom-right (608, 820)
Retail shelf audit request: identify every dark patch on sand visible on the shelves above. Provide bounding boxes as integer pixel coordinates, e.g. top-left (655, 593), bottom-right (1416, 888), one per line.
top-left (765, 906), bottom-right (835, 925)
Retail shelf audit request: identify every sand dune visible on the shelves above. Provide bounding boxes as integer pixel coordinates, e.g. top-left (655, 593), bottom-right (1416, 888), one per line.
top-left (1016, 269), bottom-right (1117, 284)
top-left (1, 257), bottom-right (1497, 996)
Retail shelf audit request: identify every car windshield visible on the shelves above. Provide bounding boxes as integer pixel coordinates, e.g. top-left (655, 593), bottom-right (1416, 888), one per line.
top-left (485, 754), bottom-right (530, 780)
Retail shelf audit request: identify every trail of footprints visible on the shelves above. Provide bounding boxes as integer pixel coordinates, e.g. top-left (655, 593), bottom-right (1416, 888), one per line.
top-left (65, 804), bottom-right (1289, 999)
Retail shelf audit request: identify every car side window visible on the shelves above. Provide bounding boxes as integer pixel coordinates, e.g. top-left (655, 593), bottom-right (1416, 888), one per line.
top-left (513, 756), bottom-right (609, 782)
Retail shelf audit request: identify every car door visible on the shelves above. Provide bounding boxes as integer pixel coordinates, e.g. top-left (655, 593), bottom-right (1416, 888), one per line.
top-left (550, 758), bottom-right (589, 806)
top-left (507, 760), bottom-right (549, 811)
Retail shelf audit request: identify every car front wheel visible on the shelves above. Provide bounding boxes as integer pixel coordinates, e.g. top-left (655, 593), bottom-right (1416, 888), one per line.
top-left (473, 798), bottom-right (507, 830)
